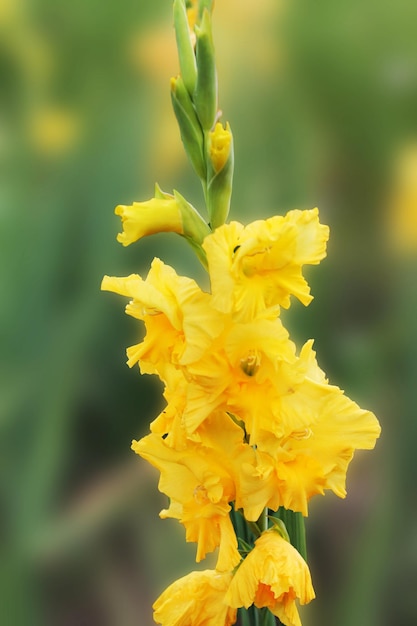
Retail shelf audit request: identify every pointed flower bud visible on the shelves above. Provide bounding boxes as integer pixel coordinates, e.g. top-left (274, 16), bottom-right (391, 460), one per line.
top-left (115, 195), bottom-right (182, 247)
top-left (209, 121), bottom-right (232, 173)
top-left (207, 122), bottom-right (234, 229)
top-left (194, 9), bottom-right (218, 131)
top-left (170, 75), bottom-right (206, 180)
top-left (173, 0), bottom-right (197, 94)
top-left (197, 0), bottom-right (215, 21)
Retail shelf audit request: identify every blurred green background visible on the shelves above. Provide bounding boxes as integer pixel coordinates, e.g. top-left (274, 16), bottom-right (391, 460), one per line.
top-left (1, 0), bottom-right (417, 624)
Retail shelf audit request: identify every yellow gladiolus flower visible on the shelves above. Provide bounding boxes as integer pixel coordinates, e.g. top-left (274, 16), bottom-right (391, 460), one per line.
top-left (101, 258), bottom-right (223, 376)
top-left (132, 418), bottom-right (242, 571)
top-left (180, 315), bottom-right (297, 435)
top-left (153, 569), bottom-right (237, 626)
top-left (234, 341), bottom-right (381, 518)
top-left (203, 208), bottom-right (329, 320)
top-left (226, 530), bottom-right (315, 626)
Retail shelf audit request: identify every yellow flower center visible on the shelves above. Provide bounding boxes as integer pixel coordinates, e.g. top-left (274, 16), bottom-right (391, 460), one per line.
top-left (193, 484), bottom-right (209, 504)
top-left (290, 428), bottom-right (312, 440)
top-left (240, 350), bottom-right (261, 377)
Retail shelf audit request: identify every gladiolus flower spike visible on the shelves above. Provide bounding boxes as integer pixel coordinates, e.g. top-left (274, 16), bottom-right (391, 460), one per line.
top-left (101, 1), bottom-right (381, 624)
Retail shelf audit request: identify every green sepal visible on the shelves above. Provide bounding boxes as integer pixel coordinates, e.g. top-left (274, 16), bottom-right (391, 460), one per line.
top-left (194, 9), bottom-right (218, 131)
top-left (154, 182), bottom-right (173, 200)
top-left (273, 507), bottom-right (307, 561)
top-left (173, 190), bottom-right (210, 242)
top-left (173, 0), bottom-right (197, 94)
top-left (197, 0), bottom-right (214, 21)
top-left (206, 132), bottom-right (234, 229)
top-left (173, 190), bottom-right (210, 268)
top-left (268, 516), bottom-right (291, 543)
top-left (171, 76), bottom-right (206, 180)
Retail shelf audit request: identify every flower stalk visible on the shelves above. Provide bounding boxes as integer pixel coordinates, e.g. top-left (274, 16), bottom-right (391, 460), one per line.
top-left (102, 1), bottom-right (381, 625)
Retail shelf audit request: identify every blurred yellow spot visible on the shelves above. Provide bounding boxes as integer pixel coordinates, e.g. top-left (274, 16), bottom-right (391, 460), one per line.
top-left (0, 0), bottom-right (20, 24)
top-left (386, 144), bottom-right (417, 255)
top-left (29, 108), bottom-right (80, 155)
top-left (128, 24), bottom-right (178, 78)
top-left (128, 23), bottom-right (186, 177)
top-left (214, 0), bottom-right (285, 83)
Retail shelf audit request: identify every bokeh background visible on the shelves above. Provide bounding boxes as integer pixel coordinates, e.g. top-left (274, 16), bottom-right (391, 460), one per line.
top-left (1, 0), bottom-right (417, 624)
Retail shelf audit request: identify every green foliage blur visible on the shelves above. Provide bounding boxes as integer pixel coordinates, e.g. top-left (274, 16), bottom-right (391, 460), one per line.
top-left (1, 0), bottom-right (417, 624)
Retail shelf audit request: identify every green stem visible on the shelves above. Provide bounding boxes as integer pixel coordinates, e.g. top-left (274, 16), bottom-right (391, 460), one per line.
top-left (249, 605), bottom-right (259, 626)
top-left (237, 608), bottom-right (252, 626)
top-left (261, 507), bottom-right (269, 532)
top-left (274, 507), bottom-right (307, 561)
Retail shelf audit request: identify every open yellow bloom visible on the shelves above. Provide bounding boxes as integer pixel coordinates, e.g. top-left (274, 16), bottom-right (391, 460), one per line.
top-left (132, 412), bottom-right (243, 571)
top-left (233, 341), bottom-right (381, 518)
top-left (226, 530), bottom-right (315, 626)
top-left (180, 314), bottom-right (297, 435)
top-left (203, 209), bottom-right (329, 320)
top-left (153, 569), bottom-right (237, 626)
top-left (101, 258), bottom-right (224, 377)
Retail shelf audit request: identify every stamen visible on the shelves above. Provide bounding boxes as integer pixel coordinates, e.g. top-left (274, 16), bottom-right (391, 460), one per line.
top-left (240, 350), bottom-right (261, 376)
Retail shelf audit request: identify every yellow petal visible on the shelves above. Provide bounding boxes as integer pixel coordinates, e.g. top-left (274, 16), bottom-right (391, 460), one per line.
top-left (226, 530), bottom-right (315, 626)
top-left (115, 196), bottom-right (183, 246)
top-left (153, 569), bottom-right (237, 626)
top-left (203, 209), bottom-right (329, 320)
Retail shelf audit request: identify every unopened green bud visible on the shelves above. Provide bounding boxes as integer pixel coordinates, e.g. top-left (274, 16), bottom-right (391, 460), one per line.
top-left (197, 0), bottom-right (214, 21)
top-left (194, 9), bottom-right (217, 131)
top-left (171, 75), bottom-right (206, 180)
top-left (206, 122), bottom-right (234, 228)
top-left (173, 0), bottom-right (197, 94)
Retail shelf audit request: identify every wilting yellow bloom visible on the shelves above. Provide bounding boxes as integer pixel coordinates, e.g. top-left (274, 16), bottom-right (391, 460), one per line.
top-left (153, 569), bottom-right (237, 626)
top-left (203, 209), bottom-right (329, 320)
top-left (226, 530), bottom-right (315, 626)
top-left (209, 122), bottom-right (233, 173)
top-left (115, 196), bottom-right (183, 246)
top-left (132, 413), bottom-right (243, 571)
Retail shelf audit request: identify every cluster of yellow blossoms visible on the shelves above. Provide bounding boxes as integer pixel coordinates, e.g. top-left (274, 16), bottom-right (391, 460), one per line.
top-left (102, 206), bottom-right (380, 625)
top-left (102, 1), bottom-right (380, 624)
